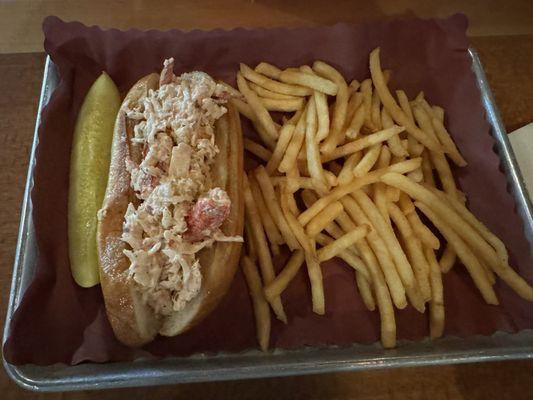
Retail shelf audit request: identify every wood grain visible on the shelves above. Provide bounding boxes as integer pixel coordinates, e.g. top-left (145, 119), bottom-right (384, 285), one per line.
top-left (2, 0), bottom-right (533, 54)
top-left (1, 32), bottom-right (533, 400)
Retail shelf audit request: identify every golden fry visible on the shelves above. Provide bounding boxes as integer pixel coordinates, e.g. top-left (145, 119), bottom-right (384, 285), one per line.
top-left (279, 69), bottom-right (338, 95)
top-left (255, 166), bottom-right (300, 250)
top-left (241, 63), bottom-right (311, 96)
top-left (353, 144), bottom-right (382, 177)
top-left (249, 175), bottom-right (284, 246)
top-left (314, 61), bottom-right (348, 154)
top-left (243, 175), bottom-right (287, 322)
top-left (254, 62), bottom-right (282, 79)
top-left (317, 225), bottom-right (370, 262)
top-left (278, 103), bottom-right (308, 173)
top-left (340, 195), bottom-right (407, 309)
top-left (414, 202), bottom-right (498, 304)
top-left (244, 137), bottom-right (273, 162)
top-left (324, 125), bottom-right (404, 162)
top-left (237, 72), bottom-right (278, 142)
top-left (298, 158), bottom-right (422, 226)
top-left (266, 123), bottom-right (295, 174)
top-left (369, 48), bottom-right (441, 151)
top-left (305, 248), bottom-right (326, 315)
top-left (241, 256), bottom-right (271, 351)
top-left (424, 248), bottom-right (445, 339)
top-left (388, 203), bottom-right (431, 301)
top-left (263, 250), bottom-right (305, 302)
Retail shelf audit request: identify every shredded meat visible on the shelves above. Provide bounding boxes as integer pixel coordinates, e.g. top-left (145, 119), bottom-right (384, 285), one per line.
top-left (185, 188), bottom-right (231, 242)
top-left (121, 59), bottom-right (241, 316)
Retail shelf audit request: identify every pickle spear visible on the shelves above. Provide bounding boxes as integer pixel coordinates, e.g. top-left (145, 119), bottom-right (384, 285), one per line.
top-left (68, 72), bottom-right (121, 287)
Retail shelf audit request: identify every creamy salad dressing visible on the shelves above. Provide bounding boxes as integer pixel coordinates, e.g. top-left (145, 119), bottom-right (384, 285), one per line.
top-left (121, 58), bottom-right (240, 315)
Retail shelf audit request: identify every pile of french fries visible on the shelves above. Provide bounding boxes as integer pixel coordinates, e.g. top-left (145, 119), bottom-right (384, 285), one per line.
top-left (234, 48), bottom-right (533, 350)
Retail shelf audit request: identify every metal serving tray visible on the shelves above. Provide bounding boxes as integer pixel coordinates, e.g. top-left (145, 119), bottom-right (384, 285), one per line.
top-left (3, 49), bottom-right (533, 392)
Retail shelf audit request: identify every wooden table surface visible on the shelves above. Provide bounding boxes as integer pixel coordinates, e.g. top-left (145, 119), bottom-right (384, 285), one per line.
top-left (1, 1), bottom-right (533, 398)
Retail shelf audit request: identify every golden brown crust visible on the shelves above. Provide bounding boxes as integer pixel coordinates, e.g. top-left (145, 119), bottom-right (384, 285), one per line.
top-left (96, 73), bottom-right (244, 346)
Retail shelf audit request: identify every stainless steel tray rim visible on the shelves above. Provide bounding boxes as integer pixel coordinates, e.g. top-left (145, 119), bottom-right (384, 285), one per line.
top-left (3, 50), bottom-right (533, 392)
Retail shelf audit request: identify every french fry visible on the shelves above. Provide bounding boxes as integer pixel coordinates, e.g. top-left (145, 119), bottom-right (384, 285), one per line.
top-left (306, 201), bottom-right (345, 237)
top-left (315, 232), bottom-right (370, 280)
top-left (396, 90), bottom-right (414, 124)
top-left (349, 79), bottom-right (360, 93)
top-left (369, 48), bottom-right (441, 151)
top-left (231, 97), bottom-right (255, 121)
top-left (323, 200), bottom-right (398, 347)
top-left (412, 104), bottom-right (457, 197)
top-left (382, 172), bottom-right (533, 301)
top-left (298, 157), bottom-right (422, 226)
top-left (414, 201), bottom-right (498, 304)
top-left (243, 175), bottom-right (287, 322)
top-left (439, 245), bottom-right (457, 273)
top-left (305, 247), bottom-right (326, 315)
top-left (324, 170), bottom-right (338, 188)
top-left (271, 176), bottom-right (319, 191)
top-left (249, 175), bottom-right (284, 246)
top-left (244, 220), bottom-right (257, 261)
top-left (232, 98), bottom-right (276, 150)
top-left (249, 81), bottom-right (299, 100)
top-left (356, 271), bottom-right (376, 311)
top-left (432, 105), bottom-right (445, 123)
top-left (241, 256), bottom-right (271, 351)
top-left (421, 149), bottom-right (436, 187)
top-left (255, 166), bottom-right (301, 250)
top-left (371, 87), bottom-right (382, 131)
top-left (280, 186), bottom-right (314, 254)
top-left (345, 103), bottom-right (366, 139)
top-left (345, 92), bottom-right (364, 129)
top-left (373, 145), bottom-right (391, 220)
top-left (313, 61), bottom-right (349, 154)
top-left (254, 62), bottom-right (282, 79)
top-left (317, 225), bottom-right (370, 262)
top-left (314, 91), bottom-right (330, 142)
top-left (431, 117), bottom-right (467, 167)
top-left (337, 152), bottom-right (362, 185)
top-left (237, 72), bottom-right (279, 144)
top-left (241, 63), bottom-right (312, 96)
top-left (388, 203), bottom-right (432, 301)
top-left (424, 248), bottom-right (445, 339)
top-left (244, 138), bottom-right (273, 162)
top-left (260, 97), bottom-right (305, 112)
top-left (352, 190), bottom-right (424, 312)
top-left (340, 195), bottom-right (407, 309)
top-left (279, 69), bottom-right (338, 96)
top-left (407, 167), bottom-right (424, 183)
top-left (266, 123), bottom-right (295, 174)
top-left (299, 65), bottom-right (315, 74)
top-left (263, 250), bottom-right (305, 302)
top-left (360, 79), bottom-right (375, 131)
top-left (399, 193), bottom-right (440, 250)
top-left (429, 187), bottom-right (510, 266)
top-left (305, 97), bottom-right (329, 192)
top-left (278, 103), bottom-right (308, 173)
top-left (382, 107), bottom-right (408, 157)
top-left (324, 125), bottom-right (404, 162)
top-left (353, 144), bottom-right (382, 177)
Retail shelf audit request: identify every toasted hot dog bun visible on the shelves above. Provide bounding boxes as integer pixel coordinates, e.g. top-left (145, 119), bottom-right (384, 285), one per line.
top-left (97, 72), bottom-right (244, 347)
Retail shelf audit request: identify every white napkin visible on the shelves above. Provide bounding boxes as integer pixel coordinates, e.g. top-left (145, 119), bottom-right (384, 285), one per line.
top-left (509, 123), bottom-right (533, 198)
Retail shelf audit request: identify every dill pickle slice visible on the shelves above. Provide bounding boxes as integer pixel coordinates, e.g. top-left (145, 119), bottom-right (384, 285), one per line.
top-left (68, 72), bottom-right (121, 287)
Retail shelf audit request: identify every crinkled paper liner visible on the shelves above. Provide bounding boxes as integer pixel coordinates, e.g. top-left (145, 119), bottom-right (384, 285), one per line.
top-left (4, 14), bottom-right (533, 365)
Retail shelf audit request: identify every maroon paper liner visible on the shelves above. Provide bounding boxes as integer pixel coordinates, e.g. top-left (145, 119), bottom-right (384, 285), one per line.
top-left (4, 14), bottom-right (533, 366)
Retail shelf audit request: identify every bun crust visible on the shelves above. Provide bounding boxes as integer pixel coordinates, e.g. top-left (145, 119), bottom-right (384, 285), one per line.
top-left (97, 73), bottom-right (243, 346)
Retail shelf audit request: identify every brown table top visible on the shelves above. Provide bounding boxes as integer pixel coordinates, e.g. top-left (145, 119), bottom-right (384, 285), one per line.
top-left (2, 2), bottom-right (533, 398)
